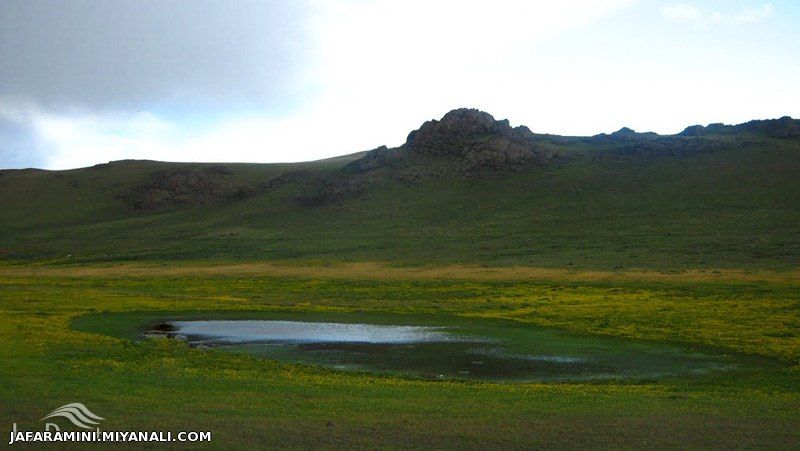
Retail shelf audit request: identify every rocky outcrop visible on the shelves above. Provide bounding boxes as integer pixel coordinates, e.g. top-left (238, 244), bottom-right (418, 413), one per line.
top-left (610, 127), bottom-right (638, 138)
top-left (591, 127), bottom-right (659, 142)
top-left (344, 145), bottom-right (405, 173)
top-left (602, 136), bottom-right (730, 159)
top-left (119, 165), bottom-right (251, 210)
top-left (404, 108), bottom-right (542, 167)
top-left (340, 108), bottom-right (796, 183)
top-left (681, 116), bottom-right (800, 138)
top-left (346, 109), bottom-right (547, 174)
top-left (738, 116), bottom-right (800, 138)
top-left (680, 123), bottom-right (732, 136)
top-left (405, 108), bottom-right (514, 150)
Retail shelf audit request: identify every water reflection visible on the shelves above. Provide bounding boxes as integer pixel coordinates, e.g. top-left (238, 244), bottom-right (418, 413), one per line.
top-left (172, 320), bottom-right (465, 344)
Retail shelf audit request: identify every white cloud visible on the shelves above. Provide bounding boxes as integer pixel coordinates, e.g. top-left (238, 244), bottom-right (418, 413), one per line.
top-left (660, 4), bottom-right (703, 22)
top-left (725, 4), bottom-right (775, 24)
top-left (7, 105), bottom-right (419, 169)
top-left (661, 3), bottom-right (774, 25)
top-left (29, 109), bottom-right (180, 169)
top-left (4, 0), bottom-right (640, 169)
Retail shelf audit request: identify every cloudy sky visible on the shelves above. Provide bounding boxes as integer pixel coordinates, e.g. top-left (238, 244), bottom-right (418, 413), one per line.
top-left (1, 0), bottom-right (798, 169)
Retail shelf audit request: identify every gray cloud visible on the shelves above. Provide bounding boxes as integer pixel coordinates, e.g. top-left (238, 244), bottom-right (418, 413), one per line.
top-left (0, 0), bottom-right (307, 111)
top-left (0, 117), bottom-right (45, 168)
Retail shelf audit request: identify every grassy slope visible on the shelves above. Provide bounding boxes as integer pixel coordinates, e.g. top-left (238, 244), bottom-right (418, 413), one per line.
top-left (2, 136), bottom-right (799, 269)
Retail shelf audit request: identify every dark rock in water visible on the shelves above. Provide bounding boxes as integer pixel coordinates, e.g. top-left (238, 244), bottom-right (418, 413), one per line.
top-left (142, 322), bottom-right (185, 340)
top-left (151, 323), bottom-right (177, 332)
top-left (143, 330), bottom-right (186, 340)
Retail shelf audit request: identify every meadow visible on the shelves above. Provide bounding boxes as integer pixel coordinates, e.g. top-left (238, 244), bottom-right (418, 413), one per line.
top-left (1, 263), bottom-right (798, 448)
top-left (1, 119), bottom-right (798, 448)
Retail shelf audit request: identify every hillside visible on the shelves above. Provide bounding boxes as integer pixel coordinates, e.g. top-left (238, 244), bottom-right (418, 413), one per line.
top-left (1, 108), bottom-right (799, 269)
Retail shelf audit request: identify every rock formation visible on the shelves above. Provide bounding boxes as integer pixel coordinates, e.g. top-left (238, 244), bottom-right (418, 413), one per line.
top-left (347, 108), bottom-right (547, 173)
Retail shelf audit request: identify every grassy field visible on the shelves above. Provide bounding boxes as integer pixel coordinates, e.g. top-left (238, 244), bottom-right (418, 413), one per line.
top-left (1, 263), bottom-right (798, 448)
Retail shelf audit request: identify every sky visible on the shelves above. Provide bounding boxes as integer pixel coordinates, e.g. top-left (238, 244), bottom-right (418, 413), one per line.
top-left (1, 0), bottom-right (798, 169)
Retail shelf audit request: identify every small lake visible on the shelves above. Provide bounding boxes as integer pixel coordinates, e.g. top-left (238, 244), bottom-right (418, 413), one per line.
top-left (140, 313), bottom-right (765, 382)
top-left (73, 311), bottom-right (772, 382)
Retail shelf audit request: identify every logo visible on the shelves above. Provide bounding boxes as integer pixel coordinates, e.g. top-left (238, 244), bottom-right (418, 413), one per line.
top-left (40, 403), bottom-right (104, 430)
top-left (8, 402), bottom-right (211, 445)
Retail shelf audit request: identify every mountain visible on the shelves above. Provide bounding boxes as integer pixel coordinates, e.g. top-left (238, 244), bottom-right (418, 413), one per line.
top-left (1, 108), bottom-right (799, 269)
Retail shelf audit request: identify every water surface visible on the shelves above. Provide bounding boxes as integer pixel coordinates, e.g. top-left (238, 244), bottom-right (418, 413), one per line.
top-left (158, 314), bottom-right (759, 382)
top-left (172, 320), bottom-right (462, 344)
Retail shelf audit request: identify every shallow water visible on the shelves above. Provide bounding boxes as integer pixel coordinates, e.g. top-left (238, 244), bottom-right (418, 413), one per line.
top-left (171, 320), bottom-right (464, 344)
top-left (165, 316), bottom-right (752, 382)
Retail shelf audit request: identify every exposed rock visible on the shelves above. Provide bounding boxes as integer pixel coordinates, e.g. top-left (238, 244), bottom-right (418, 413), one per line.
top-left (404, 109), bottom-right (542, 168)
top-left (255, 170), bottom-right (312, 191)
top-left (681, 116), bottom-right (800, 138)
top-left (594, 127), bottom-right (659, 141)
top-left (680, 123), bottom-right (735, 136)
top-left (344, 145), bottom-right (405, 173)
top-left (151, 323), bottom-right (177, 332)
top-left (119, 165), bottom-right (254, 210)
top-left (611, 127), bottom-right (638, 138)
top-left (514, 125), bottom-right (536, 139)
top-left (298, 109), bottom-right (795, 204)
top-left (680, 125), bottom-right (709, 137)
top-left (347, 108), bottom-right (546, 173)
top-left (405, 108), bottom-right (515, 152)
top-left (737, 116), bottom-right (800, 138)
top-left (603, 136), bottom-right (730, 158)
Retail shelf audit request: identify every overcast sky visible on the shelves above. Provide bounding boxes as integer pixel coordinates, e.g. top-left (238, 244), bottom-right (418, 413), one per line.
top-left (1, 0), bottom-right (798, 169)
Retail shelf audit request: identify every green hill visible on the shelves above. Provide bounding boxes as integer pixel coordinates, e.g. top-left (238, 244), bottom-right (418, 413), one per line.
top-left (2, 108), bottom-right (799, 269)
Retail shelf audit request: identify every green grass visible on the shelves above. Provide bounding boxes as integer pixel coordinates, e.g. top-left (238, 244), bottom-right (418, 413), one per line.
top-left (1, 270), bottom-right (798, 448)
top-left (1, 136), bottom-right (798, 269)
top-left (1, 125), bottom-right (798, 447)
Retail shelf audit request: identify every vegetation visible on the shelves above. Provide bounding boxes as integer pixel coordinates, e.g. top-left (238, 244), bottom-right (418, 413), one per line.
top-left (1, 112), bottom-right (798, 448)
top-left (1, 118), bottom-right (798, 269)
top-left (0, 267), bottom-right (798, 448)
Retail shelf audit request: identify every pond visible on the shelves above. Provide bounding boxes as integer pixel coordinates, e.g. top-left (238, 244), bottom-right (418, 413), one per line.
top-left (74, 310), bottom-right (770, 382)
top-left (170, 320), bottom-right (461, 344)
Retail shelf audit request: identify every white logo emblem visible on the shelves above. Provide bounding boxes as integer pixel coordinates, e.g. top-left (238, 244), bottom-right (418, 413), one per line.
top-left (40, 403), bottom-right (105, 429)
